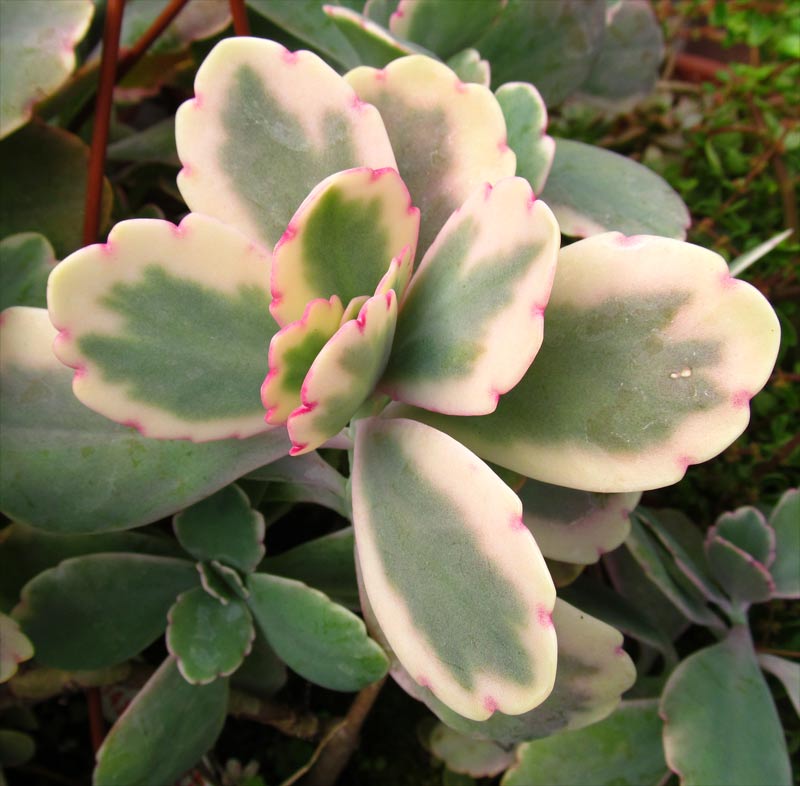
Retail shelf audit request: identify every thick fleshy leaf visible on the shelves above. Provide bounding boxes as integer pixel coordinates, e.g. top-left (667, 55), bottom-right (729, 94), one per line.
top-left (364, 0), bottom-right (398, 26)
top-left (0, 123), bottom-right (112, 258)
top-left (423, 721), bottom-right (514, 778)
top-left (382, 180), bottom-right (559, 415)
top-left (626, 518), bottom-right (725, 629)
top-left (540, 139), bottom-right (690, 240)
top-left (48, 214), bottom-right (275, 441)
top-left (247, 572), bottom-right (388, 691)
top-left (0, 307), bottom-right (291, 533)
top-left (365, 592), bottom-right (635, 745)
top-left (269, 167), bottom-right (418, 326)
top-left (705, 535), bottom-right (774, 605)
top-left (495, 82), bottom-right (555, 194)
top-left (352, 417), bottom-right (556, 721)
top-left (175, 37), bottom-right (395, 249)
top-left (661, 626), bottom-right (791, 786)
top-left (502, 700), bottom-right (667, 786)
top-left (757, 654), bottom-right (800, 719)
top-left (447, 48), bottom-right (490, 87)
top-left (106, 117), bottom-right (179, 166)
top-left (0, 522), bottom-right (183, 612)
top-left (0, 728), bottom-right (35, 767)
top-left (472, 0), bottom-right (606, 103)
top-left (519, 479), bottom-right (638, 564)
top-left (14, 554), bottom-right (198, 669)
top-left (0, 613), bottom-right (34, 683)
top-left (578, 0), bottom-right (664, 103)
top-left (167, 588), bottom-right (254, 684)
top-left (635, 508), bottom-right (728, 606)
top-left (767, 488), bottom-right (799, 598)
top-left (288, 288), bottom-right (398, 455)
top-left (261, 528), bottom-right (359, 610)
top-left (247, 0), bottom-right (359, 68)
top-left (0, 232), bottom-right (56, 310)
top-left (0, 0), bottom-right (93, 138)
top-left (232, 630), bottom-right (287, 698)
top-left (399, 232), bottom-right (781, 492)
top-left (262, 296), bottom-right (344, 424)
top-left (389, 0), bottom-right (505, 60)
top-left (710, 506), bottom-right (775, 566)
top-left (173, 484), bottom-right (265, 573)
top-left (94, 657), bottom-right (228, 786)
top-left (247, 452), bottom-right (349, 518)
top-left (324, 5), bottom-right (419, 67)
top-left (346, 55), bottom-right (516, 254)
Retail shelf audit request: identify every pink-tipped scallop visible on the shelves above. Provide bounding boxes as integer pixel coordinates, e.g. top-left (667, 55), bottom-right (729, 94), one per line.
top-left (192, 93), bottom-right (204, 109)
top-left (510, 514), bottom-right (527, 532)
top-left (719, 271), bottom-right (738, 289)
top-left (537, 605), bottom-right (554, 628)
top-left (281, 48), bottom-right (299, 65)
top-left (615, 233), bottom-right (647, 249)
top-left (497, 138), bottom-right (510, 153)
top-left (483, 695), bottom-right (499, 713)
top-left (676, 454), bottom-right (694, 472)
top-left (731, 389), bottom-right (752, 408)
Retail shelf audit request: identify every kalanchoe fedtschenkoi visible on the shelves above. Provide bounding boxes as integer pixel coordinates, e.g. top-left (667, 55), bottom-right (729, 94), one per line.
top-left (40, 36), bottom-right (780, 723)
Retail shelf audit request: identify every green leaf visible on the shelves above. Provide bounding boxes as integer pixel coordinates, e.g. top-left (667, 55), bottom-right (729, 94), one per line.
top-left (0, 522), bottom-right (183, 612)
top-left (106, 117), bottom-right (179, 166)
top-left (366, 595), bottom-right (635, 746)
top-left (389, 0), bottom-right (505, 60)
top-left (0, 728), bottom-right (35, 767)
top-left (48, 215), bottom-right (278, 440)
top-left (167, 588), bottom-right (254, 684)
top-left (352, 417), bottom-right (556, 721)
top-left (246, 0), bottom-right (359, 68)
top-left (14, 553), bottom-right (198, 669)
top-left (578, 0), bottom-right (664, 102)
top-left (247, 572), bottom-right (388, 691)
top-left (260, 528), bottom-right (359, 610)
top-left (423, 721), bottom-right (514, 778)
top-left (705, 535), bottom-right (774, 605)
top-left (519, 478), bottom-right (638, 564)
top-left (0, 232), bottom-right (55, 310)
top-left (446, 49), bottom-right (490, 87)
top-left (398, 233), bottom-right (780, 492)
top-left (495, 82), bottom-right (555, 194)
top-left (175, 37), bottom-right (395, 249)
top-left (93, 656), bottom-right (228, 786)
top-left (174, 484), bottom-right (265, 573)
top-left (757, 653), bottom-right (800, 719)
top-left (540, 139), bottom-right (690, 239)
top-left (0, 0), bottom-right (93, 138)
top-left (383, 179), bottom-right (559, 416)
top-left (0, 307), bottom-right (290, 533)
top-left (502, 700), bottom-right (667, 786)
top-left (346, 55), bottom-right (516, 254)
top-left (0, 123), bottom-right (112, 257)
top-left (269, 166), bottom-right (418, 326)
top-left (0, 612), bottom-right (34, 683)
top-left (472, 0), bottom-right (606, 103)
top-left (324, 5), bottom-right (420, 67)
top-left (661, 626), bottom-right (792, 786)
top-left (710, 506), bottom-right (775, 566)
top-left (768, 488), bottom-right (799, 598)
top-left (231, 630), bottom-right (287, 698)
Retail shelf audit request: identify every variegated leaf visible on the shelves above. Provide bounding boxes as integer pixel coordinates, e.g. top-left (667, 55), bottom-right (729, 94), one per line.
top-left (397, 232), bottom-right (781, 492)
top-left (262, 296), bottom-right (344, 424)
top-left (323, 4), bottom-right (420, 67)
top-left (288, 288), bottom-right (398, 455)
top-left (0, 307), bottom-right (290, 533)
top-left (519, 479), bottom-right (639, 564)
top-left (352, 417), bottom-right (556, 721)
top-left (422, 721), bottom-right (515, 778)
top-left (175, 37), bottom-right (396, 249)
top-left (269, 166), bottom-right (419, 326)
top-left (0, 0), bottom-right (93, 138)
top-left (0, 612), bottom-right (34, 683)
top-left (496, 82), bottom-right (555, 194)
top-left (346, 55), bottom-right (516, 253)
top-left (381, 179), bottom-right (560, 416)
top-left (362, 581), bottom-right (635, 745)
top-left (48, 214), bottom-right (276, 442)
top-left (388, 0), bottom-right (505, 60)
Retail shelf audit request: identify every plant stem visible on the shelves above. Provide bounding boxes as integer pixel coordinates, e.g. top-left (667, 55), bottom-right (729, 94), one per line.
top-left (82, 0), bottom-right (125, 247)
top-left (229, 0), bottom-right (251, 36)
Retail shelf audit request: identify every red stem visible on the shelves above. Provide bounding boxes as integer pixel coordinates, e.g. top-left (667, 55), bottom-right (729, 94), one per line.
top-left (229, 0), bottom-right (250, 36)
top-left (83, 0), bottom-right (125, 247)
